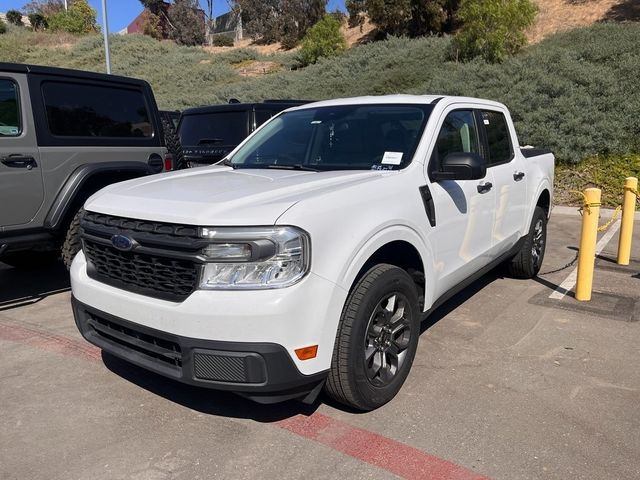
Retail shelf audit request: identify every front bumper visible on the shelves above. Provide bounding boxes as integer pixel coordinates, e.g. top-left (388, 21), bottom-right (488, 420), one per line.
top-left (72, 297), bottom-right (327, 403)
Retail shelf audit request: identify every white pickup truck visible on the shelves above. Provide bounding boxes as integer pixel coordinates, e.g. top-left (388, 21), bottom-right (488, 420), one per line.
top-left (70, 95), bottom-right (554, 410)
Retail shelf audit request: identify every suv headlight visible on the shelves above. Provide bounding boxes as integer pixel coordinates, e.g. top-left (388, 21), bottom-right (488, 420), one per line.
top-left (198, 226), bottom-right (310, 290)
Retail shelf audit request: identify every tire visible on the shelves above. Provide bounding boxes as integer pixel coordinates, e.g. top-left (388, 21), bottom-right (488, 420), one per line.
top-left (1, 251), bottom-right (59, 269)
top-left (325, 264), bottom-right (420, 411)
top-left (62, 208), bottom-right (84, 270)
top-left (506, 206), bottom-right (547, 279)
top-left (161, 117), bottom-right (185, 170)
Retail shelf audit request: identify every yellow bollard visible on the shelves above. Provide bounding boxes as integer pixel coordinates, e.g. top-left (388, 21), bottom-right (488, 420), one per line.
top-left (575, 188), bottom-right (601, 301)
top-left (617, 177), bottom-right (638, 266)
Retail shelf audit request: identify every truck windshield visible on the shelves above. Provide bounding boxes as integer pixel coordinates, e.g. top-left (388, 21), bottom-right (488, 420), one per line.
top-left (229, 104), bottom-right (433, 171)
top-left (180, 111), bottom-right (249, 146)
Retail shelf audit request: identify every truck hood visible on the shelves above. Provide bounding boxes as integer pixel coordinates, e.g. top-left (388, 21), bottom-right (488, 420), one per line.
top-left (86, 166), bottom-right (385, 225)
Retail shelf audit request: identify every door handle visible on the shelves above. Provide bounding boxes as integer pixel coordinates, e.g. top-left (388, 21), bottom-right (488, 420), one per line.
top-left (1, 155), bottom-right (37, 170)
top-left (513, 171), bottom-right (525, 181)
top-left (477, 181), bottom-right (493, 194)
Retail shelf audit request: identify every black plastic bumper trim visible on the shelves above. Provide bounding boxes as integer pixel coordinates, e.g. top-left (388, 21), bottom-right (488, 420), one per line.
top-left (71, 297), bottom-right (328, 403)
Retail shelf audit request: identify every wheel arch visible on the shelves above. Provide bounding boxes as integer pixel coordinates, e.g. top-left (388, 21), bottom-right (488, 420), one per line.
top-left (339, 226), bottom-right (434, 312)
top-left (44, 162), bottom-right (153, 234)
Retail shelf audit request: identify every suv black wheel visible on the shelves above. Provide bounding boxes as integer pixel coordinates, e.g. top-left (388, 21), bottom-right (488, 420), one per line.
top-left (325, 264), bottom-right (420, 411)
top-left (62, 208), bottom-right (84, 270)
top-left (506, 206), bottom-right (547, 279)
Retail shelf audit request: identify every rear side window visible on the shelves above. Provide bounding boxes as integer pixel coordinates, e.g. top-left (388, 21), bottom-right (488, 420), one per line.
top-left (255, 110), bottom-right (274, 128)
top-left (42, 81), bottom-right (153, 138)
top-left (481, 110), bottom-right (513, 165)
top-left (0, 79), bottom-right (21, 137)
top-left (179, 111), bottom-right (249, 146)
top-left (434, 110), bottom-right (480, 163)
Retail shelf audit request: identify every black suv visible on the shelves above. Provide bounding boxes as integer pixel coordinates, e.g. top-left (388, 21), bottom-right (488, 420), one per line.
top-left (178, 100), bottom-right (309, 167)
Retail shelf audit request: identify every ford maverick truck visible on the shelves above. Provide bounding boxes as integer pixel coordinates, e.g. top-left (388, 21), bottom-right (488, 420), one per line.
top-left (70, 95), bottom-right (554, 410)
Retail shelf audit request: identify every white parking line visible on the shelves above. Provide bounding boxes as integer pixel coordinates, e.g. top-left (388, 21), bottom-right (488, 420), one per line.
top-left (549, 220), bottom-right (622, 300)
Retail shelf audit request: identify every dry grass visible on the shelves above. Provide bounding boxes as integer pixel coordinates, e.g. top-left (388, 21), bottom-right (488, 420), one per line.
top-left (528, 0), bottom-right (623, 42)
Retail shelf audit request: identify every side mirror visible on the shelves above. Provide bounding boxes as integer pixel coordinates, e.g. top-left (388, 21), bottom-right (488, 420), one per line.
top-left (432, 152), bottom-right (486, 181)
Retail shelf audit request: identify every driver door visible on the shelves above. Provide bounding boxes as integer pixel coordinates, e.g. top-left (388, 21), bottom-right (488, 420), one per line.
top-left (426, 108), bottom-right (496, 298)
top-left (0, 74), bottom-right (44, 228)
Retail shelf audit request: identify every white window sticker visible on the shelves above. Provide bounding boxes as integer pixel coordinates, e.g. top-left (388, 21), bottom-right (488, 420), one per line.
top-left (381, 151), bottom-right (403, 165)
top-left (483, 119), bottom-right (490, 125)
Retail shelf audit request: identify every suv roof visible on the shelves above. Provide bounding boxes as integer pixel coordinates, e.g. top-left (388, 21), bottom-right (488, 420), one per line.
top-left (0, 62), bottom-right (150, 88)
top-left (182, 101), bottom-right (309, 116)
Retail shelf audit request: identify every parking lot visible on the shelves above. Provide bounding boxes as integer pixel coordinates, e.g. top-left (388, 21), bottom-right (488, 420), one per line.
top-left (1, 210), bottom-right (639, 480)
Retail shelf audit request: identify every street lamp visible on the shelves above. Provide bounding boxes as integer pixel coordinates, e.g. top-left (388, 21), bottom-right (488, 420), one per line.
top-left (101, 0), bottom-right (112, 74)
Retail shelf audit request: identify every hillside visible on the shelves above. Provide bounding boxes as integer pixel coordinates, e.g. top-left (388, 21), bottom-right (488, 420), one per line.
top-left (528, 0), bottom-right (639, 42)
top-left (1, 22), bottom-right (639, 205)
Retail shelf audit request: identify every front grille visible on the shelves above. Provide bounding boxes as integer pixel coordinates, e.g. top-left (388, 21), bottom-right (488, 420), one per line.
top-left (81, 212), bottom-right (203, 302)
top-left (86, 311), bottom-right (182, 370)
top-left (84, 240), bottom-right (199, 301)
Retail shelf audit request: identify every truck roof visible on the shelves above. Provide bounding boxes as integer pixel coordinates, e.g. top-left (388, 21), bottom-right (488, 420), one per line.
top-left (286, 94), bottom-right (508, 111)
top-left (0, 62), bottom-right (150, 88)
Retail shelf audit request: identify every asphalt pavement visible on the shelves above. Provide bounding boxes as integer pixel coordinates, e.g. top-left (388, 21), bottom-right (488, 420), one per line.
top-left (1, 210), bottom-right (638, 480)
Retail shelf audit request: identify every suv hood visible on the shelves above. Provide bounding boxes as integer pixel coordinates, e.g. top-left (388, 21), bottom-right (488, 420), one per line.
top-left (86, 166), bottom-right (385, 226)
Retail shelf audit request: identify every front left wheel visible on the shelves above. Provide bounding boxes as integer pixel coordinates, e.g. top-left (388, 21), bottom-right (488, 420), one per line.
top-left (325, 264), bottom-right (420, 411)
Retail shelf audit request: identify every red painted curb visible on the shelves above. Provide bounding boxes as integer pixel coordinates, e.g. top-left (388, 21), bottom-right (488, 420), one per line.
top-left (277, 413), bottom-right (489, 480)
top-left (1, 322), bottom-right (490, 480)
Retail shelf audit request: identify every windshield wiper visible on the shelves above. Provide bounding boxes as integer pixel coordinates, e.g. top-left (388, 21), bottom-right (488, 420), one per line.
top-left (262, 164), bottom-right (321, 172)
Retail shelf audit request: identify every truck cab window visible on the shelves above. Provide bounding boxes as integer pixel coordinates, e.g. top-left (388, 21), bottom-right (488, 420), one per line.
top-left (482, 110), bottom-right (513, 165)
top-left (0, 80), bottom-right (20, 136)
top-left (434, 110), bottom-right (480, 167)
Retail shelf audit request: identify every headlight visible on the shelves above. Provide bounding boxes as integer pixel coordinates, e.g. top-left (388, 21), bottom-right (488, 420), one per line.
top-left (199, 226), bottom-right (310, 290)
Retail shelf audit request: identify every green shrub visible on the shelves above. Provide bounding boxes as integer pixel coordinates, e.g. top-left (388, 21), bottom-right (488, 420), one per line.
top-left (452, 0), bottom-right (537, 62)
top-left (298, 15), bottom-right (347, 67)
top-left (48, 0), bottom-right (98, 34)
top-left (28, 13), bottom-right (48, 31)
top-left (0, 20), bottom-right (6, 35)
top-left (6, 10), bottom-right (23, 26)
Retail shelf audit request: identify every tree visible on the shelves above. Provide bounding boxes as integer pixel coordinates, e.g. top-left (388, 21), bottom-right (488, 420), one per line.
top-left (28, 13), bottom-right (49, 31)
top-left (23, 0), bottom-right (65, 17)
top-left (168, 0), bottom-right (205, 46)
top-left (139, 9), bottom-right (163, 40)
top-left (6, 10), bottom-right (24, 26)
top-left (0, 19), bottom-right (6, 35)
top-left (452, 0), bottom-right (537, 62)
top-left (234, 0), bottom-right (327, 48)
top-left (298, 14), bottom-right (346, 66)
top-left (48, 0), bottom-right (98, 34)
top-left (346, 0), bottom-right (459, 37)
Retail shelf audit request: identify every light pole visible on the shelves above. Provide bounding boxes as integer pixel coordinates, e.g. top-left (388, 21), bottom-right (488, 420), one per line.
top-left (101, 0), bottom-right (112, 74)
top-left (64, 0), bottom-right (68, 10)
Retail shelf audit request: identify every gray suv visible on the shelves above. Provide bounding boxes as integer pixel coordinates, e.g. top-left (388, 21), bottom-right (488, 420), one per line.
top-left (0, 63), bottom-right (168, 269)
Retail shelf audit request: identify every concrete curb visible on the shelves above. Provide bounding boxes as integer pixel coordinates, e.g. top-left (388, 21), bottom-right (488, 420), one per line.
top-left (553, 205), bottom-right (640, 220)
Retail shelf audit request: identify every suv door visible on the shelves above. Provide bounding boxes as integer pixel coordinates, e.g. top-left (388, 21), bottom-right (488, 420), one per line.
top-left (0, 75), bottom-right (44, 227)
top-left (426, 108), bottom-right (496, 297)
top-left (477, 109), bottom-right (528, 251)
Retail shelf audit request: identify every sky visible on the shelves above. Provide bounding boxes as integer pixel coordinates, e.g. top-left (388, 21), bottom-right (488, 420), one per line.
top-left (2, 0), bottom-right (347, 33)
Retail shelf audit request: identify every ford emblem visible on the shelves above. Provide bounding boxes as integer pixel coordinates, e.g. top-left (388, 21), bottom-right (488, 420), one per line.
top-left (111, 235), bottom-right (134, 251)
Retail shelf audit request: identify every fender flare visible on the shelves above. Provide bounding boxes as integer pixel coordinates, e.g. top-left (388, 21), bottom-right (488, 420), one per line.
top-left (44, 162), bottom-right (153, 231)
top-left (528, 181), bottom-right (553, 224)
top-left (338, 224), bottom-right (436, 311)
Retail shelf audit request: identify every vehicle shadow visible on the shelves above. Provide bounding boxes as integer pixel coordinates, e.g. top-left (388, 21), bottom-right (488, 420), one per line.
top-left (0, 261), bottom-right (70, 311)
top-left (102, 352), bottom-right (321, 422)
top-left (103, 269), bottom-right (505, 419)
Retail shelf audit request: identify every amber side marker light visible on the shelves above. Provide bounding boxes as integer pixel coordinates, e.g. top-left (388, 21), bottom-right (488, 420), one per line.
top-left (295, 345), bottom-right (318, 360)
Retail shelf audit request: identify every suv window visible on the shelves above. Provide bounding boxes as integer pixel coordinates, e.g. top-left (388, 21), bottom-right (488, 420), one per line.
top-left (0, 80), bottom-right (21, 137)
top-left (481, 110), bottom-right (513, 165)
top-left (433, 110), bottom-right (480, 166)
top-left (42, 81), bottom-right (153, 138)
top-left (180, 111), bottom-right (249, 146)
